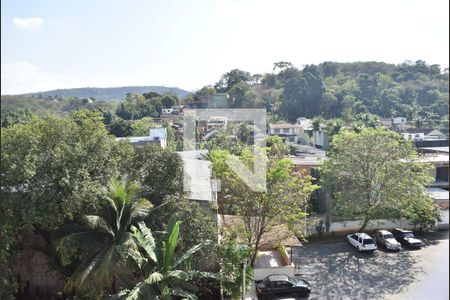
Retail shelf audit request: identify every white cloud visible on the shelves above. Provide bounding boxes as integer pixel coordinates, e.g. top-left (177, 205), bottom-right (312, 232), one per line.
top-left (1, 62), bottom-right (62, 94)
top-left (13, 17), bottom-right (44, 29)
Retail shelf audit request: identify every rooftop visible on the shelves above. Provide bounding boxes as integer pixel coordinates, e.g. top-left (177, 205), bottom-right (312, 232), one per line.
top-left (269, 123), bottom-right (295, 129)
top-left (427, 187), bottom-right (449, 201)
top-left (419, 146), bottom-right (449, 154)
top-left (177, 150), bottom-right (212, 202)
top-left (401, 128), bottom-right (443, 135)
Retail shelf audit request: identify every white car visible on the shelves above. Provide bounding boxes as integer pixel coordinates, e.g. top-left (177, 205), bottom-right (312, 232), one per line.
top-left (347, 233), bottom-right (377, 252)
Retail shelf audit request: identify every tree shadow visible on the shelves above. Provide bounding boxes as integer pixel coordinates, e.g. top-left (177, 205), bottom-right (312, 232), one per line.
top-left (292, 241), bottom-right (424, 300)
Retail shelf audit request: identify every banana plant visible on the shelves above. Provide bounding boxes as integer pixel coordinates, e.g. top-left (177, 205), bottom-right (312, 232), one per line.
top-left (115, 216), bottom-right (218, 300)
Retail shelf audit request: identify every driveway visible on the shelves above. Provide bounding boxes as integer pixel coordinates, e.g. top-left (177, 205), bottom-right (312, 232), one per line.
top-left (292, 231), bottom-right (449, 300)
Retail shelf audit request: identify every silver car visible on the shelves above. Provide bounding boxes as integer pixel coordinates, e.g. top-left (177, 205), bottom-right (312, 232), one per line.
top-left (373, 230), bottom-right (401, 251)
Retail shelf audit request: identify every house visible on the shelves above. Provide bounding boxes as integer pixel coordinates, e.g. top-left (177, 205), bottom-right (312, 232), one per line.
top-left (312, 129), bottom-right (330, 150)
top-left (116, 128), bottom-right (167, 148)
top-left (392, 117), bottom-right (407, 125)
top-left (416, 153), bottom-right (449, 229)
top-left (268, 123), bottom-right (298, 144)
top-left (172, 105), bottom-right (184, 114)
top-left (206, 116), bottom-right (227, 131)
top-left (161, 108), bottom-right (174, 115)
top-left (219, 214), bottom-right (302, 281)
top-left (294, 117), bottom-right (313, 144)
top-left (400, 128), bottom-right (447, 141)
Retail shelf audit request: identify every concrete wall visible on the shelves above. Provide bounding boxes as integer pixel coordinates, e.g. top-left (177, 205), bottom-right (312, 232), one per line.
top-left (253, 248), bottom-right (295, 281)
top-left (308, 218), bottom-right (416, 235)
top-left (254, 266), bottom-right (295, 281)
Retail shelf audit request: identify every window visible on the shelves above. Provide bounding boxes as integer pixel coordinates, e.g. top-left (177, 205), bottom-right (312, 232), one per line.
top-left (283, 128), bottom-right (290, 133)
top-left (351, 234), bottom-right (357, 240)
top-left (363, 239), bottom-right (375, 245)
top-left (275, 281), bottom-right (293, 288)
top-left (274, 128), bottom-right (280, 133)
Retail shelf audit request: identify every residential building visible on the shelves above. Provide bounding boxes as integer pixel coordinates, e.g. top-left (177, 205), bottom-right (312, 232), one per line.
top-left (294, 117), bottom-right (313, 144)
top-left (115, 128), bottom-right (167, 148)
top-left (161, 108), bottom-right (174, 115)
top-left (268, 123), bottom-right (298, 144)
top-left (312, 129), bottom-right (330, 150)
top-left (392, 117), bottom-right (407, 125)
top-left (400, 128), bottom-right (447, 141)
top-left (206, 116), bottom-right (227, 131)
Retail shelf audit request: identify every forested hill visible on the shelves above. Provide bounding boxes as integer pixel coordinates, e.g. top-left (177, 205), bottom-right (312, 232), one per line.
top-left (199, 60), bottom-right (448, 126)
top-left (16, 86), bottom-right (190, 101)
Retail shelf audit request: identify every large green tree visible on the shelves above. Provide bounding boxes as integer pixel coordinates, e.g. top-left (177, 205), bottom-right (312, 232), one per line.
top-left (321, 128), bottom-right (440, 231)
top-left (210, 146), bottom-right (316, 265)
top-left (127, 145), bottom-right (183, 204)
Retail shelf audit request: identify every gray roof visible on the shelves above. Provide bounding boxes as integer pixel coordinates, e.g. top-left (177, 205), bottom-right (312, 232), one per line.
top-left (419, 147), bottom-right (449, 153)
top-left (177, 150), bottom-right (213, 202)
top-left (427, 187), bottom-right (449, 201)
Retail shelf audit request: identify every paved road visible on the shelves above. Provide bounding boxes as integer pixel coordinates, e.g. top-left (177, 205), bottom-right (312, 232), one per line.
top-left (292, 231), bottom-right (449, 300)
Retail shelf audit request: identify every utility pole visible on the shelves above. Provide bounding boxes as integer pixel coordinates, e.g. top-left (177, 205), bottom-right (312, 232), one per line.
top-left (242, 258), bottom-right (247, 300)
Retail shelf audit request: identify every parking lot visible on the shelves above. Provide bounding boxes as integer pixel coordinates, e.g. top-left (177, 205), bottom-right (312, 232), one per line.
top-left (292, 231), bottom-right (449, 300)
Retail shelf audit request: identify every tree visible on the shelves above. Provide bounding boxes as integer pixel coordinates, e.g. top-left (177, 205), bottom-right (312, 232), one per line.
top-left (56, 178), bottom-right (154, 296)
top-left (321, 128), bottom-right (439, 231)
top-left (1, 110), bottom-right (130, 229)
top-left (109, 118), bottom-right (134, 137)
top-left (1, 110), bottom-right (132, 299)
top-left (214, 69), bottom-right (252, 92)
top-left (160, 95), bottom-right (176, 109)
top-left (115, 216), bottom-right (217, 299)
top-left (1, 109), bottom-right (34, 128)
top-left (210, 147), bottom-right (316, 265)
top-left (273, 61), bottom-right (293, 71)
top-left (127, 145), bottom-right (183, 205)
top-left (146, 194), bottom-right (219, 272)
top-left (130, 117), bottom-right (158, 136)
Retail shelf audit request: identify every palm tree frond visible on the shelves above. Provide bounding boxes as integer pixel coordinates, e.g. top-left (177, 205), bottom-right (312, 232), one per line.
top-left (144, 272), bottom-right (164, 284)
top-left (171, 240), bottom-right (210, 269)
top-left (84, 215), bottom-right (115, 235)
top-left (163, 216), bottom-right (181, 271)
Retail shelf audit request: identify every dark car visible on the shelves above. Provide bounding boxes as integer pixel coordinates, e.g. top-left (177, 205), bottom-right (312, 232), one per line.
top-left (255, 274), bottom-right (311, 299)
top-left (392, 228), bottom-right (423, 248)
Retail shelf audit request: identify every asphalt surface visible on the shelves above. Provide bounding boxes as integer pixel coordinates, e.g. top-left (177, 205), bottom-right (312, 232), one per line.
top-left (292, 231), bottom-right (449, 300)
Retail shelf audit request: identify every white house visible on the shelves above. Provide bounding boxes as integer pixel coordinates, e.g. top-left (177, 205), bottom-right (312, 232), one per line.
top-left (401, 128), bottom-right (446, 141)
top-left (161, 108), bottom-right (174, 115)
top-left (294, 117), bottom-right (313, 144)
top-left (268, 123), bottom-right (298, 143)
top-left (392, 117), bottom-right (407, 125)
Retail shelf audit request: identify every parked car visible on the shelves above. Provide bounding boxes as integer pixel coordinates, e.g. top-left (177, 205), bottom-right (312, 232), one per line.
top-left (373, 230), bottom-right (401, 251)
top-left (392, 228), bottom-right (423, 248)
top-left (347, 232), bottom-right (377, 252)
top-left (255, 274), bottom-right (311, 299)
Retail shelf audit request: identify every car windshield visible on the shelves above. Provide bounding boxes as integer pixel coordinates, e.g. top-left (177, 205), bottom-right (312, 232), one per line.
top-left (402, 233), bottom-right (415, 238)
top-left (363, 239), bottom-right (375, 244)
top-left (383, 234), bottom-right (394, 239)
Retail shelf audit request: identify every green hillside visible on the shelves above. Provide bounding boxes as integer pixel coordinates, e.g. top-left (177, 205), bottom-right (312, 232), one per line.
top-left (10, 85), bottom-right (190, 101)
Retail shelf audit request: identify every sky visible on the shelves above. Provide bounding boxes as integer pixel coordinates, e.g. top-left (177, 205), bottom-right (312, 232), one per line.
top-left (1, 0), bottom-right (449, 95)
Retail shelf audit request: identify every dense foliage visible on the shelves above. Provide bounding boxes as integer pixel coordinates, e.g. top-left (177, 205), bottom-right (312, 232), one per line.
top-left (321, 127), bottom-right (441, 230)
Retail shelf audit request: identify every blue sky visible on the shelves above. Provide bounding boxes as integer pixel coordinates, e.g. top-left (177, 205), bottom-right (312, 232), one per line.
top-left (2, 0), bottom-right (449, 94)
